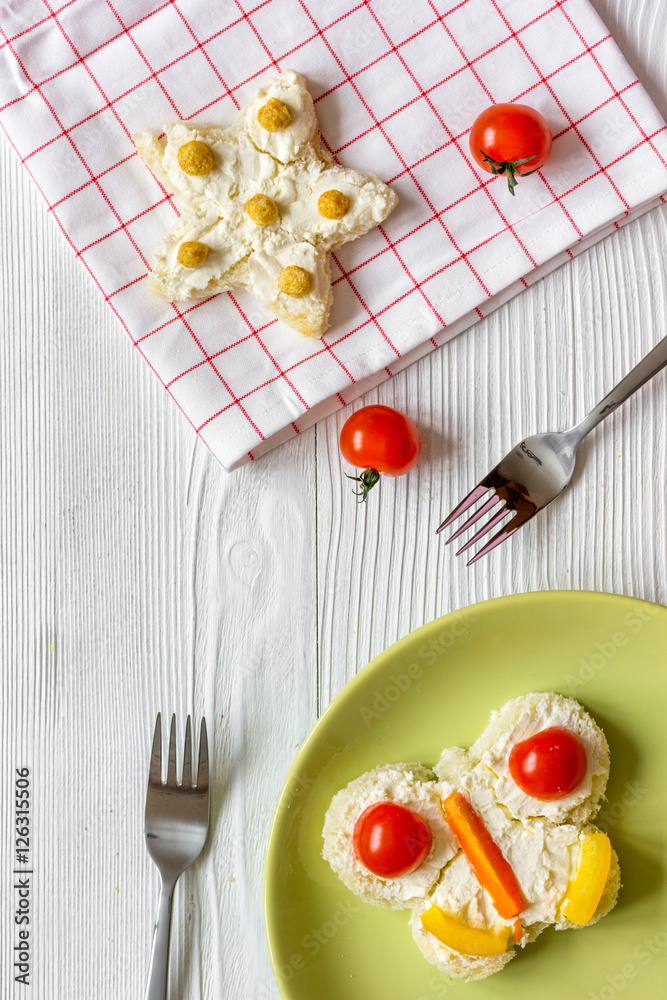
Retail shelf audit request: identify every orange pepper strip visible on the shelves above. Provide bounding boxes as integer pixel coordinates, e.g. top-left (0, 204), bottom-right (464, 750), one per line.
top-left (513, 918), bottom-right (523, 944)
top-left (443, 791), bottom-right (524, 920)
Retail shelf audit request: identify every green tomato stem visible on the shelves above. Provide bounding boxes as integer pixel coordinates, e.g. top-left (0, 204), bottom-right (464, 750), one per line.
top-left (479, 150), bottom-right (539, 196)
top-left (345, 468), bottom-right (380, 502)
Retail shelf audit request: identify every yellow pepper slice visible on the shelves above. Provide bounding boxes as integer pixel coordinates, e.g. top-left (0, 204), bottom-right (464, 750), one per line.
top-left (420, 905), bottom-right (511, 957)
top-left (560, 832), bottom-right (611, 926)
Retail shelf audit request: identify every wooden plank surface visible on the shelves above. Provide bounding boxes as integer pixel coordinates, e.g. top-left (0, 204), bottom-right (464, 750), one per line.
top-left (1, 1), bottom-right (666, 998)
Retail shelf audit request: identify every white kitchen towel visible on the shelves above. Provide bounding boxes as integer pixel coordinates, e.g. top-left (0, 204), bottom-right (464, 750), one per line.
top-left (1, 0), bottom-right (665, 469)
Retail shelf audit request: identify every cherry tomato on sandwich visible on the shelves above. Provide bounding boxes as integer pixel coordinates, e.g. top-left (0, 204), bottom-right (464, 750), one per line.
top-left (339, 405), bottom-right (421, 501)
top-left (508, 727), bottom-right (587, 801)
top-left (469, 103), bottom-right (552, 195)
top-left (353, 802), bottom-right (433, 878)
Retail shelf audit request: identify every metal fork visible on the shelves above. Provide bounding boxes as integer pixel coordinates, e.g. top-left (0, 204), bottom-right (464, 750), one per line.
top-left (438, 334), bottom-right (667, 564)
top-left (144, 714), bottom-right (209, 1000)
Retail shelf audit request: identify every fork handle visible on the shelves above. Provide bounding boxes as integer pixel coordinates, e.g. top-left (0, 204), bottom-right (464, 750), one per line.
top-left (575, 334), bottom-right (667, 439)
top-left (145, 877), bottom-right (176, 1000)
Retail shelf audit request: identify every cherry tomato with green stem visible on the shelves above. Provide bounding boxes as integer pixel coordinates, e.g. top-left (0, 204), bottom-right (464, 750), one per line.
top-left (469, 103), bottom-right (552, 195)
top-left (339, 404), bottom-right (421, 501)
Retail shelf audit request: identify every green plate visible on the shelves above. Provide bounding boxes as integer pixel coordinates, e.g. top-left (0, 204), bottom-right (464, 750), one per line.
top-left (264, 592), bottom-right (667, 1000)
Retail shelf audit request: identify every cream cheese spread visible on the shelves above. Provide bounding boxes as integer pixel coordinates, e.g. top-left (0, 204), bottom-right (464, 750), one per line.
top-left (448, 766), bottom-right (581, 927)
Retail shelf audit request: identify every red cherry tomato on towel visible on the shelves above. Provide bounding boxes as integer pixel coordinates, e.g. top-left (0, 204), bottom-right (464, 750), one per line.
top-left (353, 802), bottom-right (433, 877)
top-left (508, 727), bottom-right (588, 800)
top-left (469, 103), bottom-right (552, 195)
top-left (339, 405), bottom-right (421, 501)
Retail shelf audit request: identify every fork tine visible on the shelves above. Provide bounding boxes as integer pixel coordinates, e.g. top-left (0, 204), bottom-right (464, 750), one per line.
top-left (149, 713), bottom-right (162, 786)
top-left (455, 505), bottom-right (511, 556)
top-left (446, 494), bottom-right (500, 544)
top-left (167, 714), bottom-right (177, 787)
top-left (197, 718), bottom-right (209, 791)
top-left (467, 520), bottom-right (521, 565)
top-left (182, 716), bottom-right (192, 788)
top-left (436, 483), bottom-right (489, 533)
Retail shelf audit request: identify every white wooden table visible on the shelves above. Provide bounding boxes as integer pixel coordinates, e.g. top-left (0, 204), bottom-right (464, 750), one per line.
top-left (1, 2), bottom-right (666, 997)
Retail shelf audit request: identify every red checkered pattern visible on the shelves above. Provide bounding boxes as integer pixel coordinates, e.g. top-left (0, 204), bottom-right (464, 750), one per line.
top-left (1, 0), bottom-right (666, 469)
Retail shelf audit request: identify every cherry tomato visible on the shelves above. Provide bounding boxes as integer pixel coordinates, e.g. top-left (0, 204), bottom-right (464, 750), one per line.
top-left (352, 802), bottom-right (433, 877)
top-left (339, 405), bottom-right (421, 501)
top-left (508, 727), bottom-right (587, 801)
top-left (469, 103), bottom-right (552, 195)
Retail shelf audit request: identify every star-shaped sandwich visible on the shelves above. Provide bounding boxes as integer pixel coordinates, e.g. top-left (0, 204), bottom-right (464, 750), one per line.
top-left (134, 70), bottom-right (398, 338)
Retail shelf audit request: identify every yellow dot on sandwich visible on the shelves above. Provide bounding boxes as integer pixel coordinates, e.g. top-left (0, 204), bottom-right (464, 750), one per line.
top-left (318, 189), bottom-right (349, 219)
top-left (177, 140), bottom-right (214, 176)
top-left (257, 98), bottom-right (292, 132)
top-left (245, 193), bottom-right (279, 226)
top-left (278, 266), bottom-right (310, 297)
top-left (177, 241), bottom-right (209, 268)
